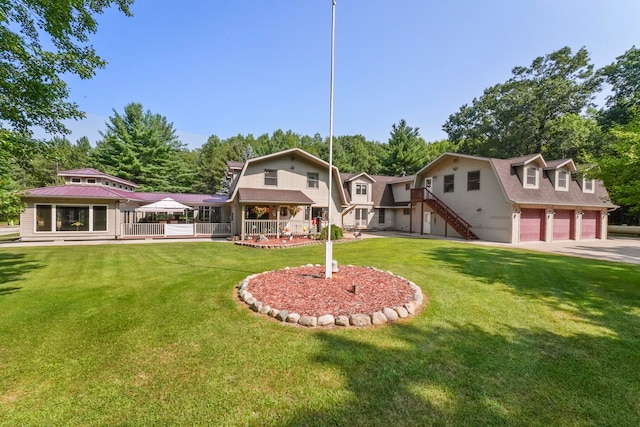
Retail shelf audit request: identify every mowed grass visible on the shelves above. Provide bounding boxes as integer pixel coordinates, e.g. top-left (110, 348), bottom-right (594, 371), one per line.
top-left (1, 238), bottom-right (639, 426)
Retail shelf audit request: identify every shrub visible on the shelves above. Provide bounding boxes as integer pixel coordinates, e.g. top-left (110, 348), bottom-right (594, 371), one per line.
top-left (320, 224), bottom-right (343, 240)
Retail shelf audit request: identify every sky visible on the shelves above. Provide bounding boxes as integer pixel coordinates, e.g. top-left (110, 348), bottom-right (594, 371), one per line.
top-left (34, 0), bottom-right (640, 149)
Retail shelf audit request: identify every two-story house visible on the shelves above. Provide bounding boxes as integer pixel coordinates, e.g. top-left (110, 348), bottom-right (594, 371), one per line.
top-left (410, 153), bottom-right (615, 243)
top-left (226, 148), bottom-right (348, 239)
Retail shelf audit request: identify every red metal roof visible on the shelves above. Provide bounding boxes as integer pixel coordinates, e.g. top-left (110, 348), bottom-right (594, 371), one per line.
top-left (23, 186), bottom-right (228, 204)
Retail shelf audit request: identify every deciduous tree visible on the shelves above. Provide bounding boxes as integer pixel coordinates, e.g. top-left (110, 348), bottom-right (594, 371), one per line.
top-left (443, 47), bottom-right (601, 159)
top-left (0, 0), bottom-right (132, 134)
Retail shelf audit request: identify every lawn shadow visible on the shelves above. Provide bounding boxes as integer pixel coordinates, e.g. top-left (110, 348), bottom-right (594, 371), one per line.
top-left (423, 245), bottom-right (640, 340)
top-left (285, 321), bottom-right (639, 426)
top-left (0, 252), bottom-right (42, 287)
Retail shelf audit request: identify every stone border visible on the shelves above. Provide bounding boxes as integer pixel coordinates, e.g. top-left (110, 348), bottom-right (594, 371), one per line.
top-left (236, 264), bottom-right (424, 328)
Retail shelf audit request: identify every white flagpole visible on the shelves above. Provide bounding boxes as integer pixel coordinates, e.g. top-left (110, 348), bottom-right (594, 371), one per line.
top-left (325, 0), bottom-right (336, 279)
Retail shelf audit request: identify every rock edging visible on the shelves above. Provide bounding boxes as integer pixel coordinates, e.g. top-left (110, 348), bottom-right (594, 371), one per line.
top-left (236, 264), bottom-right (424, 328)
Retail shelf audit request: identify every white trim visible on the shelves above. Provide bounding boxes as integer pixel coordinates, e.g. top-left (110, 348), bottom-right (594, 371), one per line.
top-left (555, 170), bottom-right (569, 191)
top-left (524, 166), bottom-right (539, 189)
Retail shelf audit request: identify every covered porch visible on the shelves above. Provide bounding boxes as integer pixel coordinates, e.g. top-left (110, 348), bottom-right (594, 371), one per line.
top-left (236, 188), bottom-right (321, 240)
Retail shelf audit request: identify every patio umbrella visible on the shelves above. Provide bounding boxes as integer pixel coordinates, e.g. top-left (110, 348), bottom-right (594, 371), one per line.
top-left (136, 197), bottom-right (194, 213)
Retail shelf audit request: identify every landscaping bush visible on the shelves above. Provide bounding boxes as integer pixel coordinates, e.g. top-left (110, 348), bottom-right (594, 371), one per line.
top-left (320, 224), bottom-right (343, 240)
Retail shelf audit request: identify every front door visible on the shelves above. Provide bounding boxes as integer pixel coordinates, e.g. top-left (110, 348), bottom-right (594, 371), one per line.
top-left (423, 212), bottom-right (431, 234)
top-left (424, 177), bottom-right (433, 191)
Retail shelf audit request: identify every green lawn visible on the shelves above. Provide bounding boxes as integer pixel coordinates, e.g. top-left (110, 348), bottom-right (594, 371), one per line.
top-left (1, 238), bottom-right (639, 426)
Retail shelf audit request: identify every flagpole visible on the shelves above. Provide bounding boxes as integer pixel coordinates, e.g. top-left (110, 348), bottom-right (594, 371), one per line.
top-left (325, 0), bottom-right (336, 279)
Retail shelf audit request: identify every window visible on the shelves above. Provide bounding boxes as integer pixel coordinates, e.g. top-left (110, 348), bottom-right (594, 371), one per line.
top-left (264, 169), bottom-right (277, 186)
top-left (56, 206), bottom-right (89, 231)
top-left (403, 208), bottom-right (410, 215)
top-left (444, 174), bottom-right (454, 193)
top-left (583, 177), bottom-right (594, 193)
top-left (467, 171), bottom-right (480, 191)
top-left (405, 183), bottom-right (410, 190)
top-left (355, 208), bottom-right (368, 227)
top-left (71, 178), bottom-right (81, 183)
top-left (93, 206), bottom-right (107, 231)
top-left (356, 184), bottom-right (367, 195)
top-left (198, 206), bottom-right (221, 222)
top-left (36, 205), bottom-right (52, 231)
top-left (525, 166), bottom-right (538, 188)
top-left (307, 172), bottom-right (319, 188)
top-left (556, 170), bottom-right (568, 191)
top-left (87, 179), bottom-right (96, 184)
top-left (378, 208), bottom-right (385, 224)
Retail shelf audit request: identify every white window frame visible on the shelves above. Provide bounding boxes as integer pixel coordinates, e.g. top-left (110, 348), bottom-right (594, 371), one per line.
top-left (555, 170), bottom-right (569, 191)
top-left (35, 204), bottom-right (108, 233)
top-left (307, 172), bottom-right (319, 188)
top-left (582, 177), bottom-right (595, 193)
top-left (524, 166), bottom-right (539, 189)
top-left (355, 183), bottom-right (367, 195)
top-left (264, 169), bottom-right (277, 186)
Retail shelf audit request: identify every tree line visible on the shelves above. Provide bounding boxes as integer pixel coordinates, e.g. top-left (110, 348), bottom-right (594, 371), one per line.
top-left (0, 2), bottom-right (638, 222)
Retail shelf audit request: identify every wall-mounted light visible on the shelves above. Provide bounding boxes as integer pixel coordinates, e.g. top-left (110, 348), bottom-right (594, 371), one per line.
top-left (453, 167), bottom-right (458, 171)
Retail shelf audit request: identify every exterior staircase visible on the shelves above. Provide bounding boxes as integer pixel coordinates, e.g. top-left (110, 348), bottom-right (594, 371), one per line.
top-left (410, 188), bottom-right (479, 240)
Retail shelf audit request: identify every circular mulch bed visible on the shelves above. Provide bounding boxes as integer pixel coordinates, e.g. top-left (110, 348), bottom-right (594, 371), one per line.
top-left (237, 264), bottom-right (425, 328)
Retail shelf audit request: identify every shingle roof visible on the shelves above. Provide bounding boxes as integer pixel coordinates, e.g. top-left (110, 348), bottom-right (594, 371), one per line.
top-left (237, 188), bottom-right (314, 204)
top-left (340, 173), bottom-right (400, 207)
top-left (491, 158), bottom-right (616, 208)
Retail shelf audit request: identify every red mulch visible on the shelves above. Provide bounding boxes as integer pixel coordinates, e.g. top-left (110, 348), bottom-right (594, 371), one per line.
top-left (247, 265), bottom-right (415, 317)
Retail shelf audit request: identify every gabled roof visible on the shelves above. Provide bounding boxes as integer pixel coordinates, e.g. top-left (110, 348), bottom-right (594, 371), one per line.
top-left (57, 168), bottom-right (139, 188)
top-left (509, 153), bottom-right (547, 168)
top-left (543, 159), bottom-right (577, 172)
top-left (415, 152), bottom-right (491, 178)
top-left (237, 188), bottom-right (314, 204)
top-left (340, 173), bottom-right (399, 207)
top-left (345, 172), bottom-right (376, 183)
top-left (413, 152), bottom-right (615, 209)
top-left (228, 148), bottom-right (348, 205)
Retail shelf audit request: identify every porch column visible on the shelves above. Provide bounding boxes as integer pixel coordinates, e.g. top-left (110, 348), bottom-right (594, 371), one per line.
top-left (276, 206), bottom-right (280, 239)
top-left (241, 204), bottom-right (245, 240)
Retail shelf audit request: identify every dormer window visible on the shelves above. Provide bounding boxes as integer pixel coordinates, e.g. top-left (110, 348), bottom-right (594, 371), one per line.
top-left (71, 178), bottom-right (81, 183)
top-left (87, 179), bottom-right (96, 184)
top-left (356, 183), bottom-right (367, 195)
top-left (524, 166), bottom-right (539, 189)
top-left (582, 177), bottom-right (595, 193)
top-left (555, 170), bottom-right (569, 191)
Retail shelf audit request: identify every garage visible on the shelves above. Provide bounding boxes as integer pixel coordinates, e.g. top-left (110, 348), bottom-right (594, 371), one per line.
top-left (520, 208), bottom-right (545, 242)
top-left (553, 209), bottom-right (574, 240)
top-left (581, 210), bottom-right (600, 239)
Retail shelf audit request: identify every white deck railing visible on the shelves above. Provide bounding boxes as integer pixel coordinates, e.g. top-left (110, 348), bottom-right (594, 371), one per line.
top-left (244, 219), bottom-right (312, 237)
top-left (120, 222), bottom-right (231, 238)
top-left (195, 222), bottom-right (231, 236)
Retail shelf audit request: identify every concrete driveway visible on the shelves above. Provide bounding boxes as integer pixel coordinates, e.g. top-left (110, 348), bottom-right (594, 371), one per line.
top-left (473, 237), bottom-right (640, 266)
